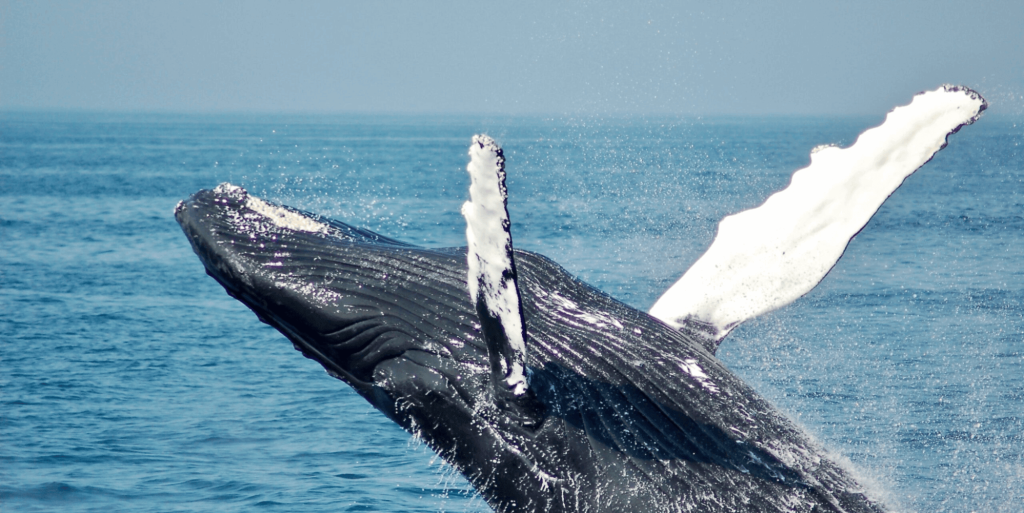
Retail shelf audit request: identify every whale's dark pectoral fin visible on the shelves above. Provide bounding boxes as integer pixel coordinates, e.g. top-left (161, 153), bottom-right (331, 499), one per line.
top-left (461, 135), bottom-right (544, 426)
top-left (651, 85), bottom-right (987, 353)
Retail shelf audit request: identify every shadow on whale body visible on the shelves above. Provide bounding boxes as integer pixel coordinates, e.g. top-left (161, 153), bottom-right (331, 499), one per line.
top-left (176, 184), bottom-right (883, 513)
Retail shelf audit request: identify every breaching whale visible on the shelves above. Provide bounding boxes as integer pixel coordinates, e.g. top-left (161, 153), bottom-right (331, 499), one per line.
top-left (176, 86), bottom-right (985, 512)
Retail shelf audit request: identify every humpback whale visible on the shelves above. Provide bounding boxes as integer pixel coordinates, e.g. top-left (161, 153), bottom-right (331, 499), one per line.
top-left (175, 86), bottom-right (985, 512)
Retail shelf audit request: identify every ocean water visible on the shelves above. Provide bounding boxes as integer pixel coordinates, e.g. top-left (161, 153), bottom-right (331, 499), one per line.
top-left (1, 110), bottom-right (1022, 512)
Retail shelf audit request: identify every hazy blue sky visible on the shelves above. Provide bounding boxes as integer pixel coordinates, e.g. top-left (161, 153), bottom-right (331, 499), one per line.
top-left (2, 0), bottom-right (1022, 115)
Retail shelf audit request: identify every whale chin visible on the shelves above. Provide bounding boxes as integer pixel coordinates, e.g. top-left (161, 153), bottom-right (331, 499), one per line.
top-left (176, 183), bottom-right (885, 513)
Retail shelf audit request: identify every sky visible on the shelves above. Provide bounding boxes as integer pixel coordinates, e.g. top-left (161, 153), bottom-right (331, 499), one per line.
top-left (2, 0), bottom-right (1022, 116)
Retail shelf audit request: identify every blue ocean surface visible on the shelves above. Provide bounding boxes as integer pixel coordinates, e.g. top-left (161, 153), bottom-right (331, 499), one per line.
top-left (2, 111), bottom-right (1022, 512)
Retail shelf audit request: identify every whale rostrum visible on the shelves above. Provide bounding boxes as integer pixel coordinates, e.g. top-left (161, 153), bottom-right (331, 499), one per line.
top-left (176, 85), bottom-right (986, 512)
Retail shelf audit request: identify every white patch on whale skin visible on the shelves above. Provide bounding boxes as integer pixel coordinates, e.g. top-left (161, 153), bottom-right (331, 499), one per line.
top-left (650, 85), bottom-right (986, 343)
top-left (212, 182), bottom-right (331, 235)
top-left (547, 291), bottom-right (624, 331)
top-left (680, 358), bottom-right (719, 394)
top-left (213, 182), bottom-right (246, 196)
top-left (461, 135), bottom-right (529, 395)
top-left (246, 196), bottom-right (329, 234)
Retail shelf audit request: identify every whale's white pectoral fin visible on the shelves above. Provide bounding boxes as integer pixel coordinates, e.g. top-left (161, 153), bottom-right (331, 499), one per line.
top-left (650, 85), bottom-right (987, 351)
top-left (462, 135), bottom-right (530, 396)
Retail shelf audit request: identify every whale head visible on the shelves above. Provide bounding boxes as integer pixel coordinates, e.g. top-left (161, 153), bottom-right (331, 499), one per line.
top-left (175, 183), bottom-right (490, 415)
top-left (176, 183), bottom-right (884, 513)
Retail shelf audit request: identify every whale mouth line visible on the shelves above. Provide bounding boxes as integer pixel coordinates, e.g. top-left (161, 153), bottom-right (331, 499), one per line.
top-left (266, 306), bottom-right (375, 391)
